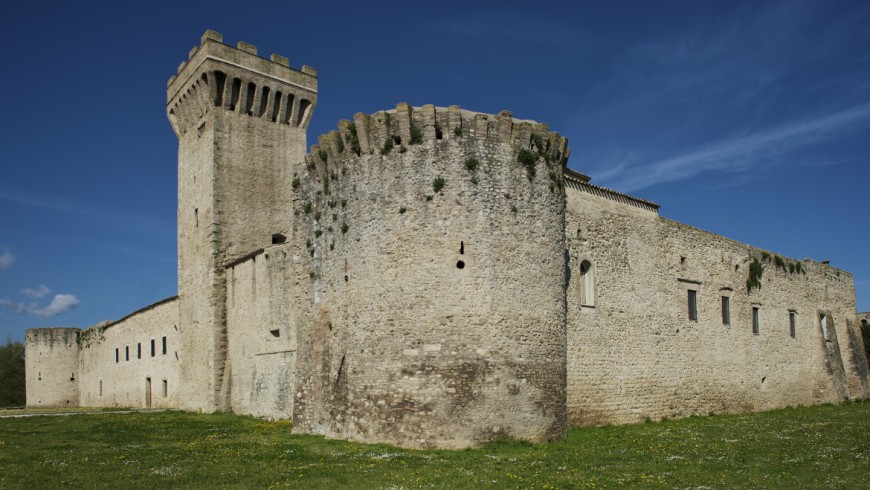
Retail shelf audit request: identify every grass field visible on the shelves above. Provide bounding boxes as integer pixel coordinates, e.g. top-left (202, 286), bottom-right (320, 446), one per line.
top-left (0, 402), bottom-right (868, 489)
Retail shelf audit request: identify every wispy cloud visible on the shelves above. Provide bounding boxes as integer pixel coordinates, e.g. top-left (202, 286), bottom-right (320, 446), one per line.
top-left (0, 299), bottom-right (26, 314)
top-left (600, 103), bottom-right (870, 192)
top-left (0, 247), bottom-right (13, 269)
top-left (21, 284), bottom-right (50, 299)
top-left (0, 188), bottom-right (173, 237)
top-left (0, 293), bottom-right (80, 317)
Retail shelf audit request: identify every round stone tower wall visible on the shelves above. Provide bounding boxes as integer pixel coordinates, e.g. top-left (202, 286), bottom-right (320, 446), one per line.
top-left (291, 104), bottom-right (569, 448)
top-left (25, 328), bottom-right (81, 408)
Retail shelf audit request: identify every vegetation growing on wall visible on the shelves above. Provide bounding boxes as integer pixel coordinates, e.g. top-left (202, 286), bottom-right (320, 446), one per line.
top-left (381, 137), bottom-right (394, 156)
top-left (517, 148), bottom-right (538, 180)
top-left (433, 177), bottom-right (446, 193)
top-left (346, 123), bottom-right (361, 156)
top-left (747, 257), bottom-right (764, 293)
top-left (409, 121), bottom-right (423, 145)
top-left (759, 252), bottom-right (805, 275)
top-left (77, 325), bottom-right (108, 349)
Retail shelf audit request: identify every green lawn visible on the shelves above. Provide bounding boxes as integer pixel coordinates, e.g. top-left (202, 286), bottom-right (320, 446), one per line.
top-left (0, 402), bottom-right (868, 489)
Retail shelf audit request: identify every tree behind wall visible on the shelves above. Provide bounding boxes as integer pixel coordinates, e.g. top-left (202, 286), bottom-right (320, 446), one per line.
top-left (0, 339), bottom-right (25, 407)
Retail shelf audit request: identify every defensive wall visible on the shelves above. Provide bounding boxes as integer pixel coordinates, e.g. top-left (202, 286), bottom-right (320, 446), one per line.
top-left (224, 244), bottom-right (298, 419)
top-left (563, 172), bottom-right (869, 425)
top-left (290, 104), bottom-right (569, 448)
top-left (25, 328), bottom-right (80, 407)
top-left (78, 297), bottom-right (180, 409)
top-left (23, 30), bottom-right (870, 450)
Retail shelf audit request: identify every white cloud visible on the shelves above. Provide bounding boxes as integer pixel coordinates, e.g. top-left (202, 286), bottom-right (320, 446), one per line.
top-left (0, 299), bottom-right (25, 314)
top-left (30, 294), bottom-right (80, 317)
top-left (0, 293), bottom-right (80, 317)
top-left (0, 249), bottom-right (13, 269)
top-left (21, 284), bottom-right (50, 299)
top-left (601, 103), bottom-right (870, 192)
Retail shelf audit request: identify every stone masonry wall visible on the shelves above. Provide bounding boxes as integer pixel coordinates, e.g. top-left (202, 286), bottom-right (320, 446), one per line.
top-left (25, 328), bottom-right (81, 407)
top-left (291, 104), bottom-right (569, 449)
top-left (565, 181), bottom-right (869, 426)
top-left (168, 31), bottom-right (316, 412)
top-left (78, 297), bottom-right (180, 409)
top-left (224, 244), bottom-right (298, 419)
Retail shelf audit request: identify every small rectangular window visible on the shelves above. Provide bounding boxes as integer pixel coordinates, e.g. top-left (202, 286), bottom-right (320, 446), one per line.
top-left (789, 310), bottom-right (796, 338)
top-left (125, 346), bottom-right (129, 361)
top-left (688, 289), bottom-right (698, 321)
top-left (721, 296), bottom-right (731, 325)
top-left (162, 379), bottom-right (168, 397)
top-left (151, 339), bottom-right (155, 357)
top-left (162, 336), bottom-right (167, 355)
top-left (115, 348), bottom-right (119, 363)
top-left (752, 307), bottom-right (760, 335)
top-left (137, 343), bottom-right (141, 359)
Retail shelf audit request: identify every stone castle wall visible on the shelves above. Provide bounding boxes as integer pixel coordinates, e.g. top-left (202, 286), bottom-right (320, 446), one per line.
top-left (290, 104), bottom-right (569, 448)
top-left (22, 31), bottom-right (869, 450)
top-left (169, 31), bottom-right (316, 412)
top-left (224, 244), bottom-right (298, 419)
top-left (564, 178), bottom-right (869, 426)
top-left (77, 297), bottom-right (180, 409)
top-left (25, 328), bottom-right (81, 407)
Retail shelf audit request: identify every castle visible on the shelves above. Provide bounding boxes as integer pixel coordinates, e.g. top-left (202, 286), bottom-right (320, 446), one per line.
top-left (25, 31), bottom-right (870, 449)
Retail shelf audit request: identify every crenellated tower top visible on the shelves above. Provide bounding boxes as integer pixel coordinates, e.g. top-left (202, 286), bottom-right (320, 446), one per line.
top-left (306, 103), bottom-right (569, 169)
top-left (166, 29), bottom-right (318, 137)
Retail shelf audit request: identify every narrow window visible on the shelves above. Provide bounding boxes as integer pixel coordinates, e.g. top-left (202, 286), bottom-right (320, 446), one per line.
top-left (151, 339), bottom-right (155, 357)
top-left (721, 296), bottom-right (731, 325)
top-left (115, 348), bottom-right (119, 363)
top-left (162, 380), bottom-right (168, 398)
top-left (162, 336), bottom-right (167, 355)
top-left (789, 310), bottom-right (797, 338)
top-left (125, 346), bottom-right (129, 361)
top-left (820, 314), bottom-right (829, 340)
top-left (687, 289), bottom-right (698, 321)
top-left (137, 343), bottom-right (141, 359)
top-left (752, 307), bottom-right (760, 335)
top-left (579, 260), bottom-right (595, 307)
top-left (99, 380), bottom-right (102, 396)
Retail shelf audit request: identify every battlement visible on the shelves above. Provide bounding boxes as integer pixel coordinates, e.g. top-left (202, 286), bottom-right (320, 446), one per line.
top-left (25, 327), bottom-right (81, 347)
top-left (304, 104), bottom-right (569, 171)
top-left (167, 30), bottom-right (317, 137)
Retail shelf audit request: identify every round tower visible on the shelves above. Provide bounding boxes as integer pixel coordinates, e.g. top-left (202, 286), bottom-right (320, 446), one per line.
top-left (25, 328), bottom-right (81, 407)
top-left (291, 104), bottom-right (569, 448)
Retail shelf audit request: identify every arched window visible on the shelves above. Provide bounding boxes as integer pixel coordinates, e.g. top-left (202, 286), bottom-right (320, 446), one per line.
top-left (578, 259), bottom-right (595, 307)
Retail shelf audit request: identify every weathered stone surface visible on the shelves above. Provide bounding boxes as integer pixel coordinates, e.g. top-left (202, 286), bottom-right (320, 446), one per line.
top-left (23, 31), bottom-right (870, 450)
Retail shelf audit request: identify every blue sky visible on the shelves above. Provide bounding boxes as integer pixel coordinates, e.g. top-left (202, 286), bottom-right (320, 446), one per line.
top-left (1, 0), bottom-right (868, 341)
